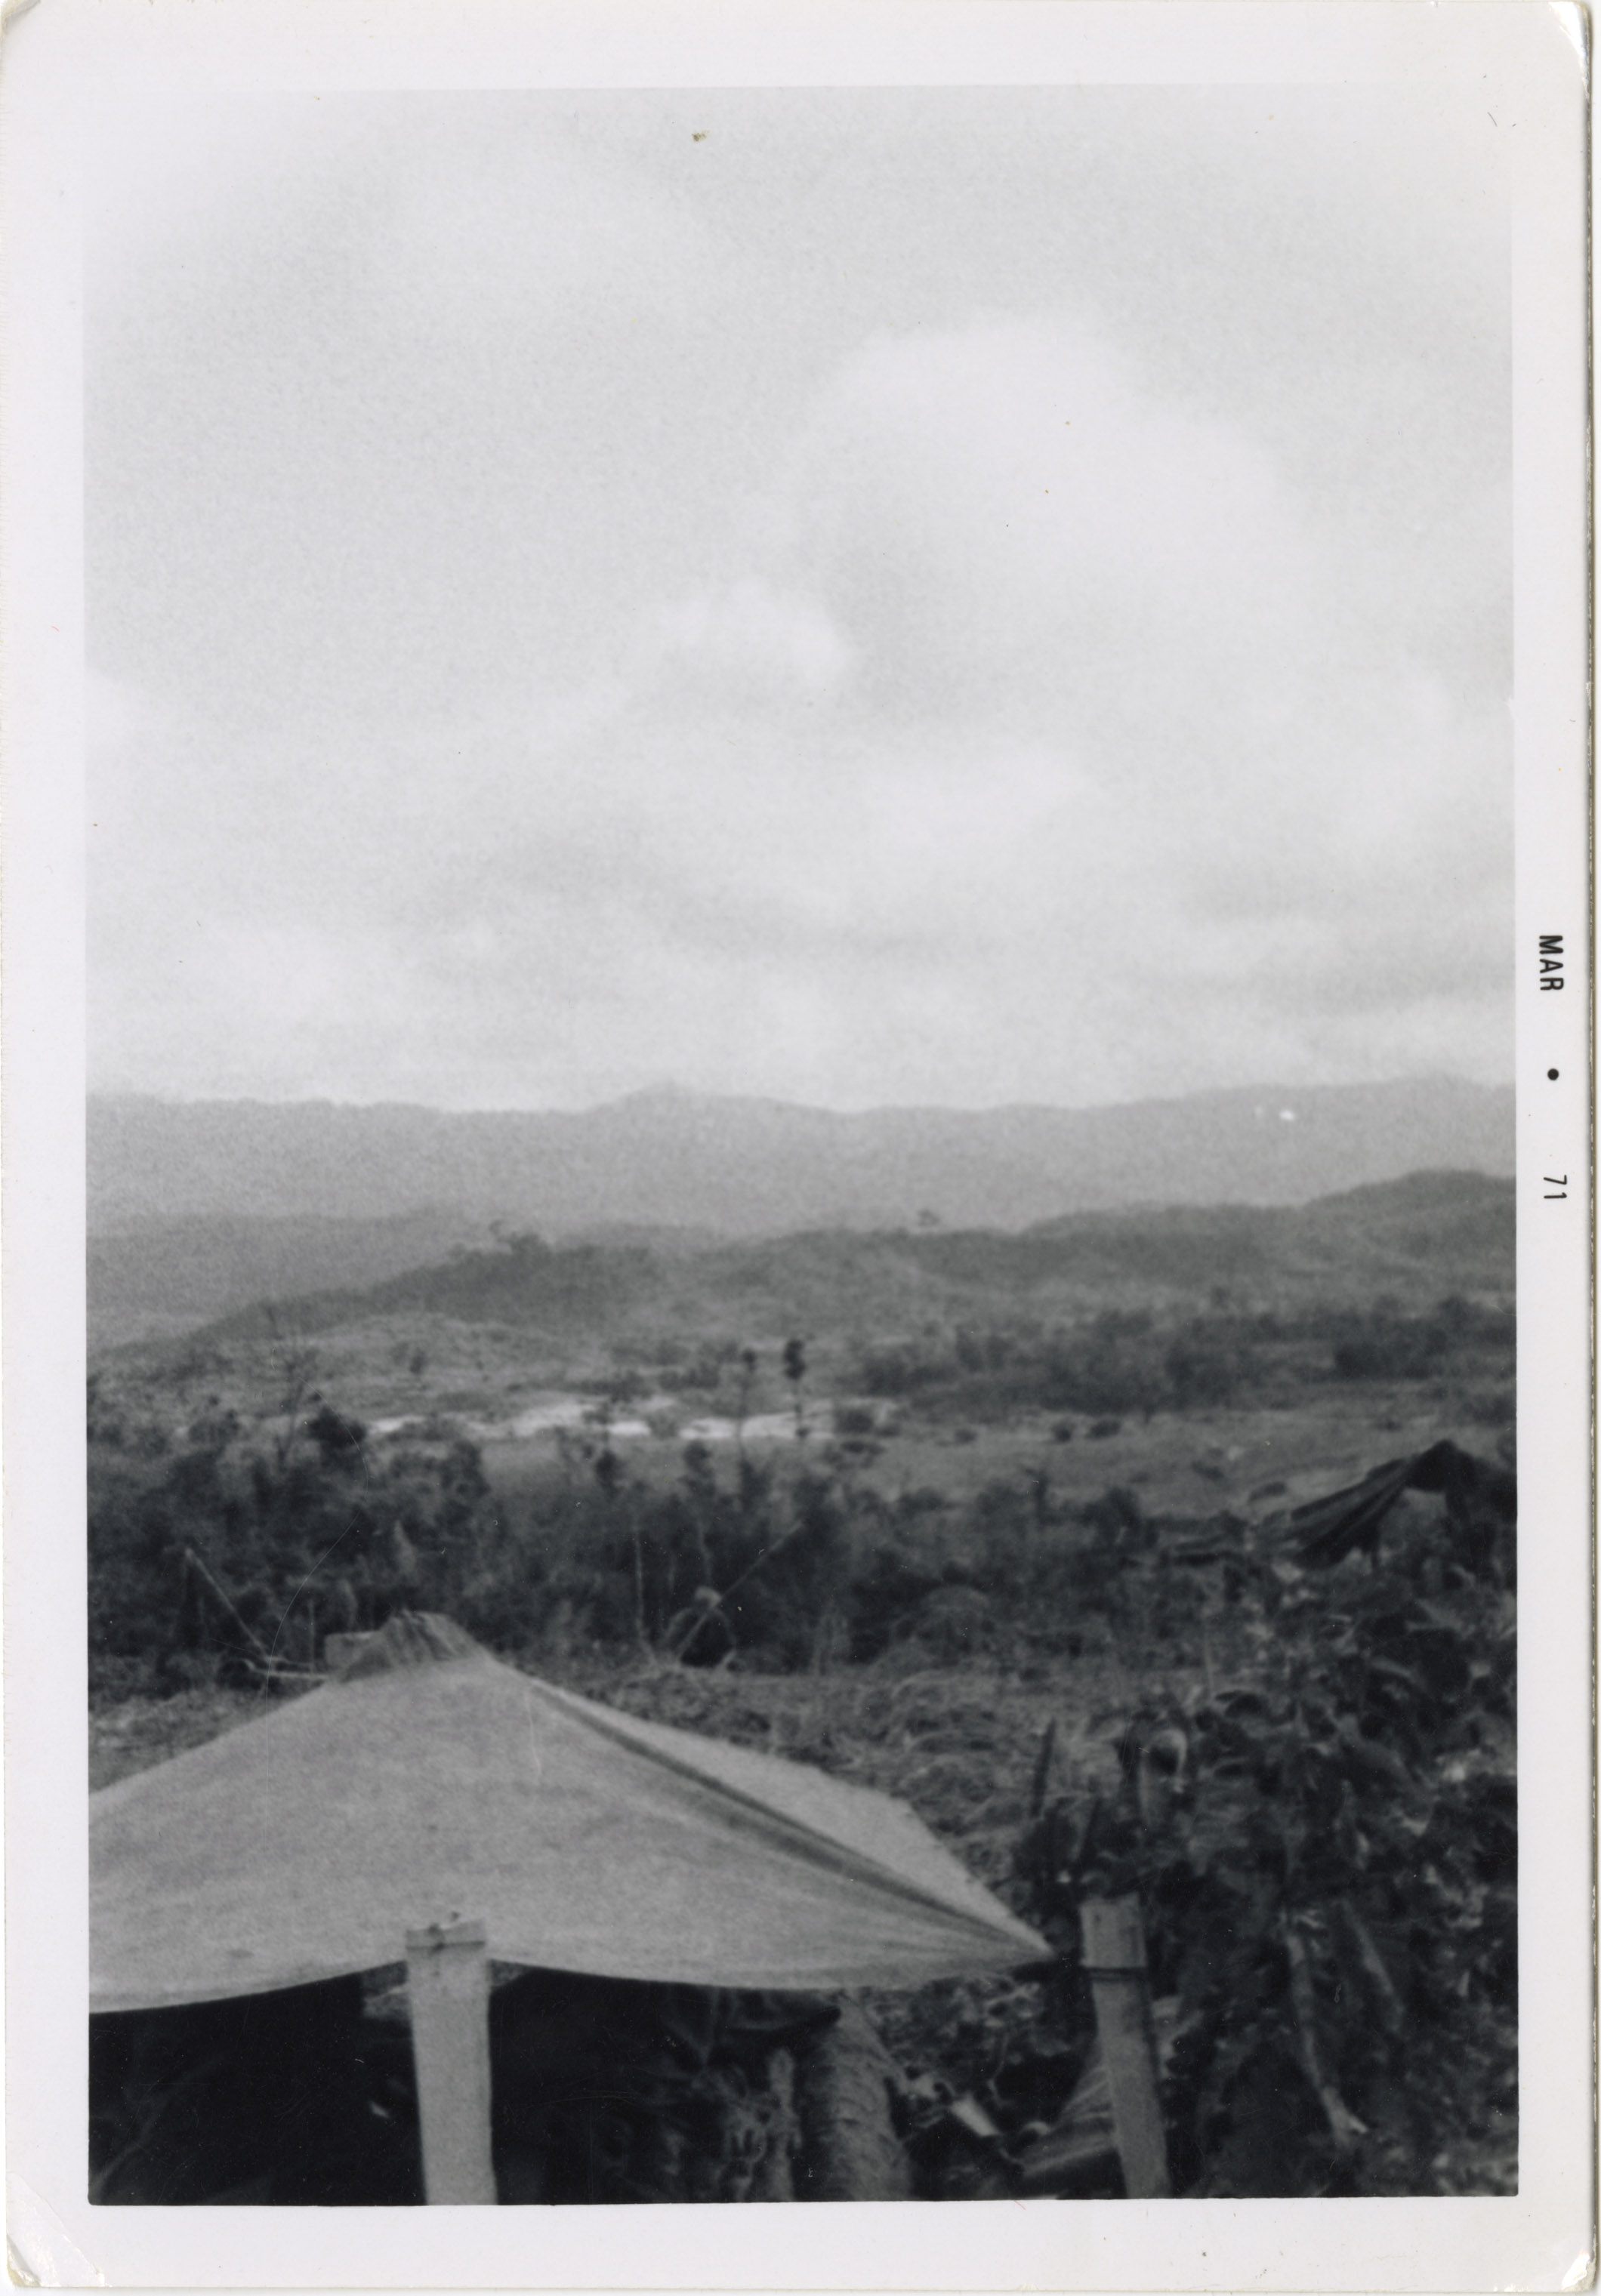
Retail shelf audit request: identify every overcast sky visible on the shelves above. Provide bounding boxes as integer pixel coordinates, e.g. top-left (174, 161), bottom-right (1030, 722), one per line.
top-left (87, 84), bottom-right (1511, 1112)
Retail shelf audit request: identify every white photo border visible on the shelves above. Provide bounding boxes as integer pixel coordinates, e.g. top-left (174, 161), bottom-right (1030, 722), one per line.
top-left (2, 3), bottom-right (1591, 2288)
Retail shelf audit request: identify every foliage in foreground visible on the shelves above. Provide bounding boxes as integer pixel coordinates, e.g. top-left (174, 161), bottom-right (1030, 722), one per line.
top-left (89, 1382), bottom-right (1214, 1691)
top-left (1012, 1499), bottom-right (1516, 2196)
top-left (88, 1386), bottom-right (498, 1689)
top-left (88, 1370), bottom-right (1516, 2197)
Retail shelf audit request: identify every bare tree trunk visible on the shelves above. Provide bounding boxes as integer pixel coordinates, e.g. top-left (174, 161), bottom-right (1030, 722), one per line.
top-left (631, 1518), bottom-right (649, 1653)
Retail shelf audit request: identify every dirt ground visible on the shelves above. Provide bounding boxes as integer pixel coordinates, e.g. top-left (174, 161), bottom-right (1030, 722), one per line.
top-left (91, 1647), bottom-right (1137, 1889)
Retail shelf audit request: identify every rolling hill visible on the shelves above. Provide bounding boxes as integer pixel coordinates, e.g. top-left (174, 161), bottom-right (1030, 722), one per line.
top-left (174, 1170), bottom-right (1513, 1360)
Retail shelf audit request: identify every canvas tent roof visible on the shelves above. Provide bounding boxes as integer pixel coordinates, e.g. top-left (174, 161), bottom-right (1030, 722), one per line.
top-left (92, 1618), bottom-right (1047, 2012)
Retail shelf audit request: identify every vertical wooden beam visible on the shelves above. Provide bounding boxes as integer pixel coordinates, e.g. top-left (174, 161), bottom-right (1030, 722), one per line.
top-left (406, 1920), bottom-right (496, 2204)
top-left (1080, 1896), bottom-right (1171, 2199)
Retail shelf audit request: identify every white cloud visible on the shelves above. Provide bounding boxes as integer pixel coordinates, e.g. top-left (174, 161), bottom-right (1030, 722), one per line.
top-left (643, 579), bottom-right (854, 698)
top-left (779, 316), bottom-right (1313, 725)
top-left (85, 91), bottom-right (1512, 1111)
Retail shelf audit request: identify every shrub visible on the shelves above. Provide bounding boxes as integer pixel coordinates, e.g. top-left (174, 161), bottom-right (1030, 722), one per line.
top-left (910, 1586), bottom-right (993, 1663)
top-left (848, 1540), bottom-right (944, 1660)
top-left (88, 1410), bottom-right (504, 1690)
top-left (1165, 1323), bottom-right (1253, 1410)
top-left (1327, 1297), bottom-right (1513, 1385)
top-left (833, 1403), bottom-right (878, 1438)
top-left (1017, 1496), bottom-right (1517, 2196)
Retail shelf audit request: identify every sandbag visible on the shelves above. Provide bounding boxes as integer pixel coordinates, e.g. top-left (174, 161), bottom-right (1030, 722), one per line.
top-left (792, 1999), bottom-right (912, 2199)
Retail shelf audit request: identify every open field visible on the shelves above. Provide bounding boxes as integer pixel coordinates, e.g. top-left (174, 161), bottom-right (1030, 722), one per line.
top-left (468, 1387), bottom-right (1496, 1519)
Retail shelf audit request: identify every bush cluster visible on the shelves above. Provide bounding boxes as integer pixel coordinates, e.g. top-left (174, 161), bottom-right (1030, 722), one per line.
top-left (848, 1296), bottom-right (1508, 1424)
top-left (1326, 1295), bottom-right (1514, 1382)
top-left (89, 1391), bottom-right (1227, 1693)
top-left (1017, 1495), bottom-right (1517, 2196)
top-left (89, 1396), bottom-right (498, 1693)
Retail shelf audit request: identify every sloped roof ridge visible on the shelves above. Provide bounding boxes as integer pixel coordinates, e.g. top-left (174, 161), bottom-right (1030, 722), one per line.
top-left (331, 1610), bottom-right (488, 1678)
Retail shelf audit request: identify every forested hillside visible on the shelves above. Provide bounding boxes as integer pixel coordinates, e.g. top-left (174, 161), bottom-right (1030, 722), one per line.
top-left (95, 1168), bottom-right (1513, 1352)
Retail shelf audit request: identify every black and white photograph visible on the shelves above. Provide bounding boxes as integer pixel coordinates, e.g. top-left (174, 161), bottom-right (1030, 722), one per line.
top-left (1, 2), bottom-right (1591, 2287)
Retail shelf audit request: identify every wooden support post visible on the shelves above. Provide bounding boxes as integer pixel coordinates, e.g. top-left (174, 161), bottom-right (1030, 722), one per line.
top-left (1080, 1897), bottom-right (1171, 2199)
top-left (406, 1920), bottom-right (497, 2204)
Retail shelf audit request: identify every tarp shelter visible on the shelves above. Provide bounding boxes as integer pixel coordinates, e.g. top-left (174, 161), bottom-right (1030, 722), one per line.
top-left (92, 1616), bottom-right (1047, 2200)
top-left (1288, 1439), bottom-right (1516, 1573)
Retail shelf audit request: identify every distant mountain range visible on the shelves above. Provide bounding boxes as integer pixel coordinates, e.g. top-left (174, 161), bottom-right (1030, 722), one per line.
top-left (88, 1078), bottom-right (1514, 1346)
top-left (91, 1076), bottom-right (1512, 1234)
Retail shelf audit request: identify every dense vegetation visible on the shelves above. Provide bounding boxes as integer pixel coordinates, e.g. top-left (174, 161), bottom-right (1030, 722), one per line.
top-left (128, 1170), bottom-right (1513, 1357)
top-left (1011, 1502), bottom-right (1516, 2196)
top-left (89, 1277), bottom-right (1511, 1694)
top-left (88, 1381), bottom-right (1518, 2199)
top-left (848, 1295), bottom-right (1513, 1422)
top-left (88, 1173), bottom-right (1517, 2198)
top-left (89, 1384), bottom-right (1161, 1689)
top-left (89, 1379), bottom-right (498, 1689)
